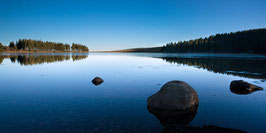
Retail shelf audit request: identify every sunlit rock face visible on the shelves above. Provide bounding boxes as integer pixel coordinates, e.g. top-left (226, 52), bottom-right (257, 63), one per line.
top-left (147, 81), bottom-right (199, 110)
top-left (92, 77), bottom-right (104, 85)
top-left (230, 80), bottom-right (263, 95)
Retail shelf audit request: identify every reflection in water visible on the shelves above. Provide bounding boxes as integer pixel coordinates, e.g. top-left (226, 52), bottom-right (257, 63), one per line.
top-left (147, 106), bottom-right (198, 126)
top-left (0, 53), bottom-right (88, 65)
top-left (230, 87), bottom-right (259, 95)
top-left (0, 53), bottom-right (261, 132)
top-left (162, 57), bottom-right (266, 79)
top-left (148, 100), bottom-right (244, 133)
top-left (72, 53), bottom-right (89, 61)
top-left (16, 55), bottom-right (71, 65)
top-left (0, 56), bottom-right (4, 64)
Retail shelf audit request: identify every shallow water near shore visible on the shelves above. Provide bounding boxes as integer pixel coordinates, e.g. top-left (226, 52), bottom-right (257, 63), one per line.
top-left (0, 53), bottom-right (266, 133)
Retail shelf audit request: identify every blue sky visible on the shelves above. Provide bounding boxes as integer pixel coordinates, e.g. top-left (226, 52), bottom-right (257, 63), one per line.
top-left (0, 0), bottom-right (266, 50)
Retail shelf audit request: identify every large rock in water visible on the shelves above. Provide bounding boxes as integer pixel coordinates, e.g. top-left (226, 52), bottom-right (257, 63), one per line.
top-left (92, 77), bottom-right (104, 85)
top-left (230, 80), bottom-right (263, 95)
top-left (147, 81), bottom-right (199, 110)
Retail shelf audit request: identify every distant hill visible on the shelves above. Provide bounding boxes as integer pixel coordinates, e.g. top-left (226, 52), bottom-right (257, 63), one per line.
top-left (110, 28), bottom-right (266, 54)
top-left (103, 46), bottom-right (162, 53)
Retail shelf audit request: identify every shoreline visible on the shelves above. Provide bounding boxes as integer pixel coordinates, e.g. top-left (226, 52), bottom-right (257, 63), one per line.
top-left (1, 50), bottom-right (266, 56)
top-left (90, 51), bottom-right (266, 55)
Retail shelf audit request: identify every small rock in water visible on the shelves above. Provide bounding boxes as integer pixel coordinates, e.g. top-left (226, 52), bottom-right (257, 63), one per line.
top-left (230, 80), bottom-right (263, 95)
top-left (92, 77), bottom-right (104, 85)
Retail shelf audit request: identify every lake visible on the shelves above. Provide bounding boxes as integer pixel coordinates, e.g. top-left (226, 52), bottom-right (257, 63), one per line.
top-left (0, 53), bottom-right (265, 133)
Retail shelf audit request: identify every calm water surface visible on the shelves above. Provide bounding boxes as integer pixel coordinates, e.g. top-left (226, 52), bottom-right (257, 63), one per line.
top-left (0, 53), bottom-right (265, 133)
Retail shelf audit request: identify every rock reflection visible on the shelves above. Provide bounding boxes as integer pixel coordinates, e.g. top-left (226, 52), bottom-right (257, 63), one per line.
top-left (148, 101), bottom-right (245, 133)
top-left (0, 53), bottom-right (88, 65)
top-left (147, 105), bottom-right (198, 126)
top-left (230, 88), bottom-right (258, 95)
top-left (162, 57), bottom-right (266, 79)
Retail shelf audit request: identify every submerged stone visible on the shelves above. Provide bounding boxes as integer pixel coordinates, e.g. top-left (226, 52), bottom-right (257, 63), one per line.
top-left (92, 77), bottom-right (104, 85)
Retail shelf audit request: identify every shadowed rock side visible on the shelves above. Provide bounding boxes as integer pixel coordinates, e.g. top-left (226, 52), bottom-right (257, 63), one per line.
top-left (0, 54), bottom-right (88, 65)
top-left (147, 81), bottom-right (245, 133)
top-left (162, 57), bottom-right (266, 79)
top-left (230, 80), bottom-right (263, 95)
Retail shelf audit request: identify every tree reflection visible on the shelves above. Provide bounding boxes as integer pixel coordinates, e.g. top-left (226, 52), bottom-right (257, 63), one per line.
top-left (72, 54), bottom-right (89, 61)
top-left (162, 57), bottom-right (266, 79)
top-left (0, 54), bottom-right (88, 65)
top-left (0, 56), bottom-right (4, 64)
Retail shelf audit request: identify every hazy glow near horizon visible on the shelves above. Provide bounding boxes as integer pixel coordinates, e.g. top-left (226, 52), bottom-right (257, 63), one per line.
top-left (0, 0), bottom-right (266, 51)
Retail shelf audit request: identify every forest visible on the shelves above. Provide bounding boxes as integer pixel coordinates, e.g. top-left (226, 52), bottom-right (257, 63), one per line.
top-left (162, 29), bottom-right (266, 54)
top-left (0, 39), bottom-right (89, 52)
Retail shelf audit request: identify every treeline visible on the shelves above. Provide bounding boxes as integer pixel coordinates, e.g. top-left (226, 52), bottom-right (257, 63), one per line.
top-left (0, 39), bottom-right (89, 52)
top-left (71, 43), bottom-right (89, 52)
top-left (162, 29), bottom-right (266, 54)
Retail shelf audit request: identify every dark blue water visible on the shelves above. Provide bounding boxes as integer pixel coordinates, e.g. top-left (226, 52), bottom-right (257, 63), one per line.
top-left (0, 53), bottom-right (265, 133)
